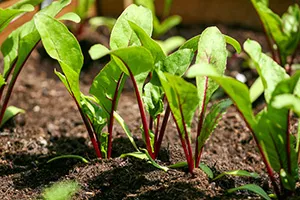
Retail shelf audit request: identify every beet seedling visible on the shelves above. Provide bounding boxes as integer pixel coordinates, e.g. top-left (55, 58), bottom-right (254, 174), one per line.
top-left (156, 27), bottom-right (242, 173)
top-left (187, 39), bottom-right (300, 199)
top-left (133, 0), bottom-right (181, 38)
top-left (89, 4), bottom-right (196, 162)
top-left (0, 0), bottom-right (74, 127)
top-left (250, 0), bottom-right (300, 72)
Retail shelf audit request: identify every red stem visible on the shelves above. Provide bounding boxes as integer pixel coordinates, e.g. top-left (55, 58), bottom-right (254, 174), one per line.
top-left (154, 104), bottom-right (171, 158)
top-left (154, 114), bottom-right (161, 145)
top-left (180, 104), bottom-right (194, 173)
top-left (237, 109), bottom-right (281, 198)
top-left (0, 70), bottom-right (21, 123)
top-left (195, 77), bottom-right (208, 168)
top-left (0, 41), bottom-right (39, 123)
top-left (75, 99), bottom-right (102, 158)
top-left (107, 72), bottom-right (124, 159)
top-left (169, 104), bottom-right (192, 172)
top-left (0, 58), bottom-right (32, 123)
top-left (0, 59), bottom-right (18, 103)
top-left (62, 67), bottom-right (102, 159)
top-left (149, 116), bottom-right (153, 131)
top-left (124, 64), bottom-right (154, 159)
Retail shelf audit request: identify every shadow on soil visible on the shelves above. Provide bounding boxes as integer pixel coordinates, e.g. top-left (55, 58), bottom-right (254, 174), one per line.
top-left (0, 136), bottom-right (94, 188)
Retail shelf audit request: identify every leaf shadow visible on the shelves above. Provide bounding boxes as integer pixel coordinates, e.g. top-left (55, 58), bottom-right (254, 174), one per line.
top-left (0, 136), bottom-right (95, 190)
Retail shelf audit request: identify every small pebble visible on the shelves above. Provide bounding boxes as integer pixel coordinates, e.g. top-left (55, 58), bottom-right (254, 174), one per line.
top-left (33, 105), bottom-right (40, 112)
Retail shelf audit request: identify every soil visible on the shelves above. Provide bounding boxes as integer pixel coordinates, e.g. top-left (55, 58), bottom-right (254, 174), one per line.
top-left (0, 24), bottom-right (300, 200)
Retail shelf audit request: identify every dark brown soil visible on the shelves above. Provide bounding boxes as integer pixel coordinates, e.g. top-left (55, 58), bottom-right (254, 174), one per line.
top-left (0, 24), bottom-right (300, 200)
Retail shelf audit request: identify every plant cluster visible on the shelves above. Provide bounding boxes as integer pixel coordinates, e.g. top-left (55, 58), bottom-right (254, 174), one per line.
top-left (1, 0), bottom-right (300, 199)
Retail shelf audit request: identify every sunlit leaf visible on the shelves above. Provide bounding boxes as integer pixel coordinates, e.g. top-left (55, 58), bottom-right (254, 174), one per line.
top-left (213, 170), bottom-right (259, 181)
top-left (227, 184), bottom-right (271, 200)
top-left (34, 13), bottom-right (83, 102)
top-left (110, 4), bottom-right (153, 50)
top-left (0, 106), bottom-right (24, 127)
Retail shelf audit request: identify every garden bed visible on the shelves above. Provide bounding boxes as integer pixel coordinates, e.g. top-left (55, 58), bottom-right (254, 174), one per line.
top-left (0, 23), bottom-right (299, 199)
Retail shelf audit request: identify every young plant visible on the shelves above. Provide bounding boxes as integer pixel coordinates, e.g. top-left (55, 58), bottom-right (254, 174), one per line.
top-left (155, 27), bottom-right (241, 173)
top-left (133, 0), bottom-right (181, 38)
top-left (187, 39), bottom-right (300, 199)
top-left (128, 0), bottom-right (185, 54)
top-left (0, 0), bottom-right (73, 127)
top-left (73, 0), bottom-right (94, 38)
top-left (251, 0), bottom-right (300, 72)
top-left (89, 3), bottom-right (197, 161)
top-left (89, 4), bottom-right (242, 171)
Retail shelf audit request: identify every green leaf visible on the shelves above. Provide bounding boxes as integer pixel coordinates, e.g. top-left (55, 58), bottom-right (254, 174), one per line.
top-left (0, 0), bottom-right (44, 34)
top-left (99, 132), bottom-right (109, 159)
top-left (195, 27), bottom-right (227, 116)
top-left (250, 77), bottom-right (264, 103)
top-left (111, 46), bottom-right (154, 94)
top-left (227, 184), bottom-right (271, 200)
top-left (179, 34), bottom-right (240, 54)
top-left (75, 0), bottom-right (94, 20)
top-left (179, 35), bottom-right (200, 53)
top-left (213, 170), bottom-right (259, 181)
top-left (162, 49), bottom-right (193, 76)
top-left (0, 106), bottom-right (24, 127)
top-left (264, 72), bottom-right (300, 179)
top-left (58, 12), bottom-right (81, 23)
top-left (224, 35), bottom-right (241, 53)
top-left (244, 39), bottom-right (288, 103)
top-left (186, 64), bottom-right (257, 129)
top-left (157, 36), bottom-right (186, 55)
top-left (114, 111), bottom-right (139, 152)
top-left (163, 0), bottom-right (173, 16)
top-left (0, 74), bottom-right (5, 88)
top-left (250, 1), bottom-right (300, 65)
top-left (197, 99), bottom-right (232, 151)
top-left (80, 94), bottom-right (106, 134)
top-left (9, 0), bottom-right (43, 9)
top-left (143, 82), bottom-right (164, 118)
top-left (89, 16), bottom-right (116, 31)
top-left (34, 13), bottom-right (83, 102)
top-left (110, 4), bottom-right (153, 50)
top-left (47, 155), bottom-right (89, 164)
top-left (154, 15), bottom-right (182, 37)
top-left (42, 180), bottom-right (80, 200)
top-left (280, 4), bottom-right (300, 59)
top-left (0, 5), bottom-right (34, 33)
top-left (272, 94), bottom-right (300, 116)
top-left (120, 150), bottom-right (168, 171)
top-left (199, 163), bottom-right (214, 179)
top-left (255, 110), bottom-right (282, 172)
top-left (89, 44), bottom-right (110, 60)
top-left (54, 70), bottom-right (71, 94)
top-left (90, 59), bottom-right (126, 118)
top-left (297, 120), bottom-right (300, 154)
top-left (280, 168), bottom-right (296, 191)
top-left (121, 151), bottom-right (147, 160)
top-left (134, 0), bottom-right (155, 13)
top-left (168, 161), bottom-right (188, 169)
top-left (159, 72), bottom-right (199, 138)
top-left (128, 21), bottom-right (166, 63)
top-left (1, 0), bottom-right (71, 79)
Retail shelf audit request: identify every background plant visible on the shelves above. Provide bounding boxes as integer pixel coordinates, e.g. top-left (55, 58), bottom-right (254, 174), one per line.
top-left (0, 0), bottom-right (75, 128)
top-left (250, 0), bottom-right (300, 73)
top-left (187, 39), bottom-right (300, 199)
